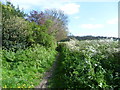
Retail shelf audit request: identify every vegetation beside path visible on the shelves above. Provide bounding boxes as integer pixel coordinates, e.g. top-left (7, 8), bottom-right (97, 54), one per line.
top-left (49, 39), bottom-right (120, 89)
top-left (1, 1), bottom-right (120, 89)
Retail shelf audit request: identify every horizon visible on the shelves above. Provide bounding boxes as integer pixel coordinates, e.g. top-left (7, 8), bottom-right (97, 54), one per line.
top-left (1, 0), bottom-right (119, 38)
top-left (69, 35), bottom-right (119, 37)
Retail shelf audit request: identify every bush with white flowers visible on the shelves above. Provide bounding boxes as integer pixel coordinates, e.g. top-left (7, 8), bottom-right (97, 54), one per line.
top-left (50, 39), bottom-right (120, 89)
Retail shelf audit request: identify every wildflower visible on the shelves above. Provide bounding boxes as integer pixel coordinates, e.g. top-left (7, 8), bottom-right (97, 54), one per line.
top-left (99, 83), bottom-right (103, 87)
top-left (94, 64), bottom-right (97, 66)
top-left (28, 86), bottom-right (31, 88)
top-left (18, 86), bottom-right (20, 88)
top-left (4, 85), bottom-right (7, 88)
top-left (88, 76), bottom-right (92, 79)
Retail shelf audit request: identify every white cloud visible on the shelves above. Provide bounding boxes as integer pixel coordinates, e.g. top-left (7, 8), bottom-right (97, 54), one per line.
top-left (73, 16), bottom-right (80, 19)
top-left (43, 3), bottom-right (80, 15)
top-left (5, 0), bottom-right (80, 15)
top-left (60, 3), bottom-right (80, 15)
top-left (60, 0), bottom-right (118, 2)
top-left (19, 5), bottom-right (31, 10)
top-left (80, 24), bottom-right (104, 29)
top-left (107, 18), bottom-right (118, 24)
top-left (10, 0), bottom-right (44, 6)
top-left (4, 0), bottom-right (44, 11)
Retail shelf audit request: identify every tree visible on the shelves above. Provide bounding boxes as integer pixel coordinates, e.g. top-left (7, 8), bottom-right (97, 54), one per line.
top-left (2, 2), bottom-right (57, 50)
top-left (27, 9), bottom-right (69, 41)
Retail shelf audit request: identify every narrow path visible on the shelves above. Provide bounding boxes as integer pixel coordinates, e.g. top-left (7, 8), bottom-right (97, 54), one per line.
top-left (35, 54), bottom-right (59, 88)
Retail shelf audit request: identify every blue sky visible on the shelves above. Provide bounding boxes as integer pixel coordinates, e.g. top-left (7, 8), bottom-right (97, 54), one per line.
top-left (1, 0), bottom-right (119, 37)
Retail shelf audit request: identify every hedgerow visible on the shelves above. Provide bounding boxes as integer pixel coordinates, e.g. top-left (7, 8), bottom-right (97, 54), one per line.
top-left (50, 39), bottom-right (120, 89)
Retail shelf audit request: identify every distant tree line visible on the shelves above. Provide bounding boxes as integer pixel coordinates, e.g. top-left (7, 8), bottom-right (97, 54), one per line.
top-left (60, 35), bottom-right (120, 42)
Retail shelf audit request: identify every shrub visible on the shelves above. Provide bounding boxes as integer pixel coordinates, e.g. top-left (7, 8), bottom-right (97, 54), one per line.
top-left (29, 22), bottom-right (57, 49)
top-left (2, 15), bottom-right (57, 50)
top-left (2, 45), bottom-right (57, 88)
top-left (50, 40), bottom-right (120, 89)
top-left (2, 16), bottom-right (31, 50)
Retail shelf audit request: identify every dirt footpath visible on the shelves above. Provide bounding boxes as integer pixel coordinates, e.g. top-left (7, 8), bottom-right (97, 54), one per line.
top-left (35, 54), bottom-right (59, 88)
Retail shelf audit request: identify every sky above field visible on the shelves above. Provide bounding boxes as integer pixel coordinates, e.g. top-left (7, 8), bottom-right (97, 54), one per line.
top-left (1, 0), bottom-right (119, 37)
